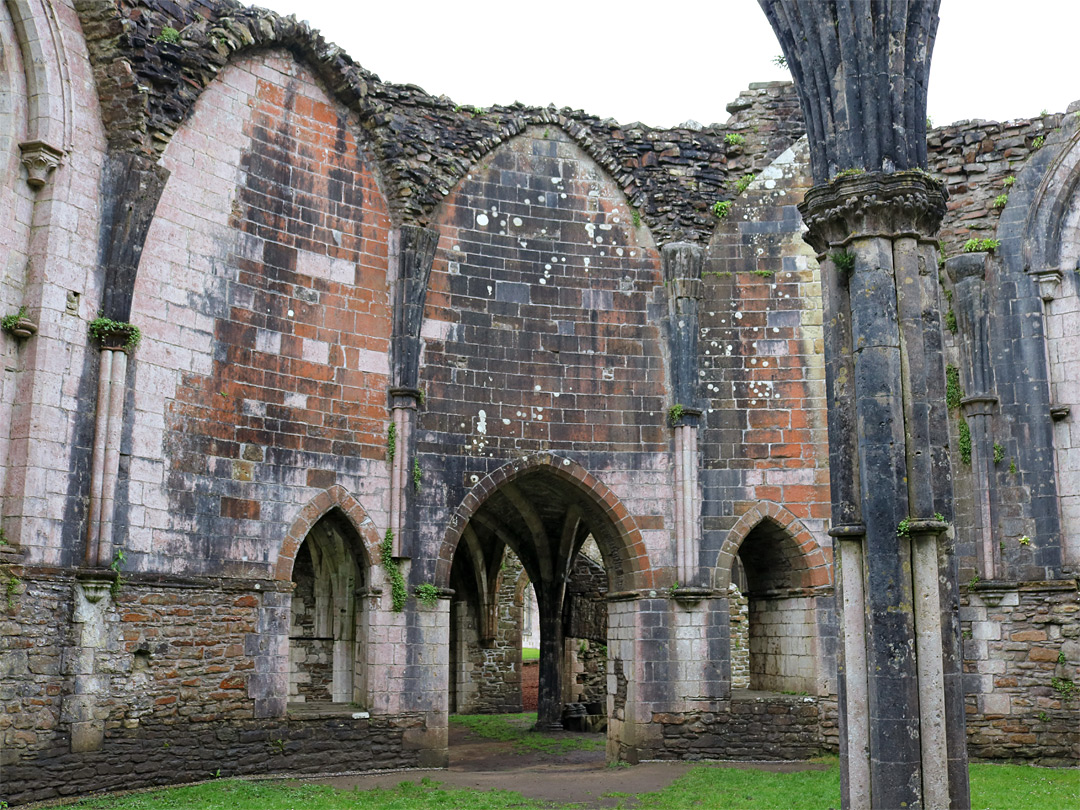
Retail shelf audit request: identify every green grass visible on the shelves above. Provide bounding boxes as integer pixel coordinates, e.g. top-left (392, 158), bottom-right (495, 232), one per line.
top-left (522, 647), bottom-right (540, 661)
top-left (622, 764), bottom-right (838, 809)
top-left (450, 711), bottom-right (605, 754)
top-left (970, 762), bottom-right (1080, 810)
top-left (65, 777), bottom-right (551, 809)
top-left (50, 754), bottom-right (1080, 810)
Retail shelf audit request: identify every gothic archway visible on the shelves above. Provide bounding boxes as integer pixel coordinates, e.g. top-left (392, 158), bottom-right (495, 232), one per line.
top-left (441, 454), bottom-right (647, 730)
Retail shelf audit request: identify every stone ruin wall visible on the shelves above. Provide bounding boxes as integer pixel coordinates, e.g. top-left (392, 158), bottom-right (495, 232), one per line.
top-left (0, 0), bottom-right (1077, 802)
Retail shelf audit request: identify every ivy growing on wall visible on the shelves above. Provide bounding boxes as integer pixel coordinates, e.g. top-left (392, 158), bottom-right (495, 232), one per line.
top-left (380, 529), bottom-right (406, 612)
top-left (958, 419), bottom-right (972, 466)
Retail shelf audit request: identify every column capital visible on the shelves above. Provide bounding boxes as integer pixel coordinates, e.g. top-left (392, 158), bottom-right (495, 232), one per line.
top-left (19, 139), bottom-right (65, 189)
top-left (799, 171), bottom-right (948, 254)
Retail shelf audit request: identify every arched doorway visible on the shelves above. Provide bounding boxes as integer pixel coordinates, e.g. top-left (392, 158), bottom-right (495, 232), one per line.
top-left (440, 455), bottom-right (645, 731)
top-left (717, 503), bottom-right (833, 696)
top-left (288, 510), bottom-right (369, 709)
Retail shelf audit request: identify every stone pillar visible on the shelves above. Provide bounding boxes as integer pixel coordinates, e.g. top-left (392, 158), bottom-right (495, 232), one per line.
top-left (661, 243), bottom-right (705, 587)
top-left (388, 225), bottom-right (439, 557)
top-left (947, 252), bottom-right (999, 579)
top-left (759, 1), bottom-right (969, 805)
top-left (800, 173), bottom-right (968, 809)
top-left (401, 592), bottom-right (451, 768)
top-left (85, 345), bottom-right (129, 567)
top-left (64, 576), bottom-right (113, 752)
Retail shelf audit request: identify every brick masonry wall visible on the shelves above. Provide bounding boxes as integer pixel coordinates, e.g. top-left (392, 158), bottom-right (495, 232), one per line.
top-left (2, 710), bottom-right (422, 806)
top-left (960, 582), bottom-right (1079, 765)
top-left (654, 693), bottom-right (839, 761)
top-left (449, 549), bottom-right (525, 715)
top-left (288, 545), bottom-right (333, 702)
top-left (700, 139), bottom-right (831, 575)
top-left (928, 112), bottom-right (1071, 579)
top-left (0, 573), bottom-right (71, 766)
top-left (126, 52), bottom-right (392, 578)
top-left (416, 126), bottom-right (674, 585)
top-left (2, 0), bottom-right (110, 570)
top-left (728, 584), bottom-right (750, 689)
top-left (0, 571), bottom-right (424, 805)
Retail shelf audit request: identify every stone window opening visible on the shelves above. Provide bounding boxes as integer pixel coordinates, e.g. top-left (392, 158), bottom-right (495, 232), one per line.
top-left (732, 517), bottom-right (822, 695)
top-left (288, 512), bottom-right (367, 710)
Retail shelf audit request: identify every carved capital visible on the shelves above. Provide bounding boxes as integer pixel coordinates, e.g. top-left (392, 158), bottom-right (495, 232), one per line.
top-left (661, 242), bottom-right (704, 283)
top-left (960, 395), bottom-right (998, 418)
top-left (19, 140), bottom-right (65, 189)
top-left (1032, 269), bottom-right (1063, 302)
top-left (799, 172), bottom-right (948, 253)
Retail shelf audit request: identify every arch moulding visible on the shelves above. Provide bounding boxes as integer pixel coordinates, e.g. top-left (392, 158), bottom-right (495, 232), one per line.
top-left (435, 453), bottom-right (652, 593)
top-left (712, 501), bottom-right (831, 591)
top-left (274, 484), bottom-right (380, 581)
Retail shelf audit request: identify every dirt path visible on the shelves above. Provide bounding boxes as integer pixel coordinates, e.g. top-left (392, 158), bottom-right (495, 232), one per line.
top-left (310, 724), bottom-right (829, 808)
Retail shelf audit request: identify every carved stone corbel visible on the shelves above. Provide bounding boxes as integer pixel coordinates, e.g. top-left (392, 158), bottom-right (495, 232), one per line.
top-left (19, 140), bottom-right (65, 189)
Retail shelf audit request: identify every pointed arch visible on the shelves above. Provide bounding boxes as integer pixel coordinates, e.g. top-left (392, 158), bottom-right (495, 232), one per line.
top-left (275, 485), bottom-right (379, 581)
top-left (713, 501), bottom-right (831, 591)
top-left (8, 0), bottom-right (73, 153)
top-left (436, 453), bottom-right (652, 593)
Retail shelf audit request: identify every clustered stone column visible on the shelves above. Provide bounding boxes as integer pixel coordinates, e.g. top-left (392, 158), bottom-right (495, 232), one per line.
top-left (947, 251), bottom-right (999, 579)
top-left (389, 225), bottom-right (439, 556)
top-left (802, 169), bottom-right (968, 810)
top-left (759, 1), bottom-right (969, 806)
top-left (662, 243), bottom-right (705, 588)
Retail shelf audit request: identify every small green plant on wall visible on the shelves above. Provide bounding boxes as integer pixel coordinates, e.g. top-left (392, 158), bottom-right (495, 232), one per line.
top-left (831, 251), bottom-right (856, 274)
top-left (381, 529), bottom-right (407, 612)
top-left (386, 423), bottom-right (396, 464)
top-left (735, 174), bottom-right (754, 194)
top-left (156, 26), bottom-right (180, 43)
top-left (5, 573), bottom-right (20, 611)
top-left (415, 583), bottom-right (439, 607)
top-left (958, 419), bottom-right (972, 466)
top-left (724, 133), bottom-right (746, 147)
top-left (711, 200), bottom-right (732, 219)
top-left (993, 194), bottom-right (1008, 209)
top-left (109, 547), bottom-right (127, 598)
top-left (0, 306), bottom-right (27, 335)
top-left (667, 404), bottom-right (685, 426)
top-left (993, 443), bottom-right (1006, 464)
top-left (412, 458), bottom-right (422, 492)
top-left (1051, 677), bottom-right (1076, 700)
top-left (946, 365), bottom-right (963, 410)
top-left (963, 238), bottom-right (1001, 253)
top-left (89, 316), bottom-right (141, 350)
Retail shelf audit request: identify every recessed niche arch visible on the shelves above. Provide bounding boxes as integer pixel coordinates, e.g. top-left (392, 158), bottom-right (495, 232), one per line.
top-left (716, 503), bottom-right (833, 695)
top-left (287, 509), bottom-right (369, 708)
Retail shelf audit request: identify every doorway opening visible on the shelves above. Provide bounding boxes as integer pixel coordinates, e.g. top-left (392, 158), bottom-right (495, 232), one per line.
top-left (288, 510), bottom-right (368, 711)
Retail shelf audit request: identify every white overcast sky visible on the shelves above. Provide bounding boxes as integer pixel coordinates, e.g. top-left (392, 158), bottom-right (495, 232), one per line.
top-left (252, 0), bottom-right (1080, 129)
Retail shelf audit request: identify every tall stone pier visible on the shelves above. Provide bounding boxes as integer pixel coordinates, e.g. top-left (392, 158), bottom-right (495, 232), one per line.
top-left (759, 2), bottom-right (970, 807)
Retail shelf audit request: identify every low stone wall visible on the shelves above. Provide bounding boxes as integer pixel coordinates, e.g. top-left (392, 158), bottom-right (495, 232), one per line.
top-left (961, 580), bottom-right (1080, 765)
top-left (1, 711), bottom-right (425, 806)
top-left (653, 692), bottom-right (839, 761)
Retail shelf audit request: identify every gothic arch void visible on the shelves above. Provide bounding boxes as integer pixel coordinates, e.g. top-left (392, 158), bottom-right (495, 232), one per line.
top-left (715, 502), bottom-right (832, 695)
top-left (276, 485), bottom-right (379, 582)
top-left (436, 454), bottom-right (650, 594)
